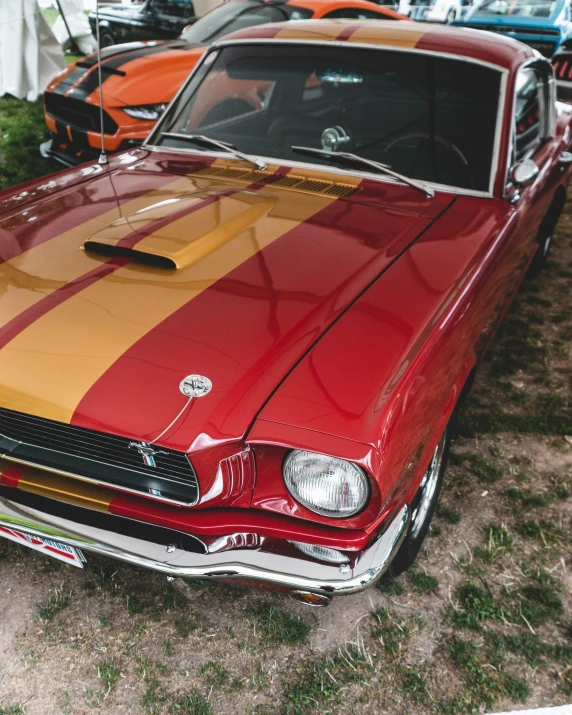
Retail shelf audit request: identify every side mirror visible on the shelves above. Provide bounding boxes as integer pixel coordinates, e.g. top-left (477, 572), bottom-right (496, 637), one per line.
top-left (511, 159), bottom-right (539, 188)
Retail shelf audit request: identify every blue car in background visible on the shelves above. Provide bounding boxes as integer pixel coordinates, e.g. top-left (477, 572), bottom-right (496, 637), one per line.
top-left (454, 0), bottom-right (572, 57)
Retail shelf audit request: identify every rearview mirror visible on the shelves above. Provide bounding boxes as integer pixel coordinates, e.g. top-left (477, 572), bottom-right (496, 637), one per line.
top-left (511, 159), bottom-right (539, 188)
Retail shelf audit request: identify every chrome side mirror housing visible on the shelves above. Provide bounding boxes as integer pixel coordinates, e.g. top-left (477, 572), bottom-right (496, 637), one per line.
top-left (511, 159), bottom-right (539, 188)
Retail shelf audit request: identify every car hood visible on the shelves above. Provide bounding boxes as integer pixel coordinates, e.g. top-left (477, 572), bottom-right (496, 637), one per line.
top-left (0, 153), bottom-right (453, 454)
top-left (47, 41), bottom-right (205, 106)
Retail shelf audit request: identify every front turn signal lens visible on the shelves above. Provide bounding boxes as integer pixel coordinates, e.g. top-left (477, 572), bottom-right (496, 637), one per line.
top-left (290, 590), bottom-right (332, 607)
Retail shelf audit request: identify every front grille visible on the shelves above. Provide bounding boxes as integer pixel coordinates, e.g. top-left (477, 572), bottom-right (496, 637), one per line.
top-left (474, 24), bottom-right (559, 37)
top-left (0, 408), bottom-right (199, 505)
top-left (44, 92), bottom-right (118, 135)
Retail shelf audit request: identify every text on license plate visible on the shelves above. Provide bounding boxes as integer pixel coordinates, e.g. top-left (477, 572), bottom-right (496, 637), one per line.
top-left (0, 525), bottom-right (85, 568)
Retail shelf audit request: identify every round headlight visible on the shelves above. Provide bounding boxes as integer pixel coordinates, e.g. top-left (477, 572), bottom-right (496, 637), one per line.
top-left (283, 451), bottom-right (369, 518)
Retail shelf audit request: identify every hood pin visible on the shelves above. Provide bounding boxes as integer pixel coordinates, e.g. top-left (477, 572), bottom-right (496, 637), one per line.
top-left (179, 374), bottom-right (213, 398)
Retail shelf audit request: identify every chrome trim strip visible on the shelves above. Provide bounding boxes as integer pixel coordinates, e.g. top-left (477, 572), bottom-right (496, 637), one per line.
top-left (0, 496), bottom-right (409, 596)
top-left (144, 39), bottom-right (508, 199)
top-left (491, 70), bottom-right (508, 196)
top-left (504, 56), bottom-right (556, 195)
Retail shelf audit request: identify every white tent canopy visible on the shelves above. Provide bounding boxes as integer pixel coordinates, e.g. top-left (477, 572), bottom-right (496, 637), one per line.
top-left (50, 0), bottom-right (97, 54)
top-left (0, 0), bottom-right (66, 101)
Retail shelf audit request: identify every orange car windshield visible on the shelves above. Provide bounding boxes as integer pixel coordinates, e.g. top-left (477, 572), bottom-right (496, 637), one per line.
top-left (180, 2), bottom-right (312, 44)
top-left (151, 44), bottom-right (502, 193)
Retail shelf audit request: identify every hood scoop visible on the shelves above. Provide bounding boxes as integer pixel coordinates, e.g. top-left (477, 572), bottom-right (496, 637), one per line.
top-left (84, 189), bottom-right (276, 270)
top-left (84, 241), bottom-right (178, 269)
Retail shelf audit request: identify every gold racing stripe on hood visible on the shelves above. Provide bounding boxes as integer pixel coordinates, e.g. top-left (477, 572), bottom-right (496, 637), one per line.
top-left (0, 459), bottom-right (112, 512)
top-left (0, 183), bottom-right (348, 423)
top-left (0, 162), bottom-right (235, 331)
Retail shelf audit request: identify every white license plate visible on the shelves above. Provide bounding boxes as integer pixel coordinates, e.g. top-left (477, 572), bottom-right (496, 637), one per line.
top-left (0, 525), bottom-right (85, 568)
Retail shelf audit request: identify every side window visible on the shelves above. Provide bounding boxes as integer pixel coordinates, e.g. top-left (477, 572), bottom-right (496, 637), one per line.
top-left (321, 8), bottom-right (391, 18)
top-left (153, 0), bottom-right (194, 18)
top-left (224, 5), bottom-right (290, 28)
top-left (514, 68), bottom-right (543, 162)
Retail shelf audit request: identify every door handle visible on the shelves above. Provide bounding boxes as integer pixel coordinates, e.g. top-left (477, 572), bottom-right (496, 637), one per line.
top-left (558, 150), bottom-right (572, 165)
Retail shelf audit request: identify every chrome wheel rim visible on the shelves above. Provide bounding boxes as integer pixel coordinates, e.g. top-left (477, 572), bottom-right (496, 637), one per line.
top-left (410, 431), bottom-right (447, 539)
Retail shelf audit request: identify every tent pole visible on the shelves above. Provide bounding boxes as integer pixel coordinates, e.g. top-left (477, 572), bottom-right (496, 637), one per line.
top-left (53, 0), bottom-right (81, 55)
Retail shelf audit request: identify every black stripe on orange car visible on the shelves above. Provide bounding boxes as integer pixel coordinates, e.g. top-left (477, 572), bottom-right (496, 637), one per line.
top-left (68, 42), bottom-right (194, 101)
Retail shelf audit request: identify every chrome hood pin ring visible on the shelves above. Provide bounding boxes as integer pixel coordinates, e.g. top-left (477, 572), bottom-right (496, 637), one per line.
top-left (179, 374), bottom-right (212, 398)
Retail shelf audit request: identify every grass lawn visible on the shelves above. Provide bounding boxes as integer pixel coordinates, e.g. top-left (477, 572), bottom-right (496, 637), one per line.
top-left (0, 97), bottom-right (60, 191)
top-left (41, 7), bottom-right (60, 27)
top-left (0, 9), bottom-right (86, 190)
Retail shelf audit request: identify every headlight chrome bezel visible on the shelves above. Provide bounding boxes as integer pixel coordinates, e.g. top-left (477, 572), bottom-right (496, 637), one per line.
top-left (283, 450), bottom-right (370, 519)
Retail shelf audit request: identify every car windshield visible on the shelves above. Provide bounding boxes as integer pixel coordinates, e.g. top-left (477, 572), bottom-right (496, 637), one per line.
top-left (151, 44), bottom-right (502, 192)
top-left (180, 2), bottom-right (313, 44)
top-left (473, 0), bottom-right (555, 17)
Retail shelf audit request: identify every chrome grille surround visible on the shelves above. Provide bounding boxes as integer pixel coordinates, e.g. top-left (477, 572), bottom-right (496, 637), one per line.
top-left (0, 408), bottom-right (199, 506)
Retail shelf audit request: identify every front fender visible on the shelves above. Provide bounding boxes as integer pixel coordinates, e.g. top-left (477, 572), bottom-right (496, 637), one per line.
top-left (255, 196), bottom-right (514, 530)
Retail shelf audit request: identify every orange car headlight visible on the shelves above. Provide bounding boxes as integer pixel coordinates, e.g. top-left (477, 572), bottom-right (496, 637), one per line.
top-left (122, 104), bottom-right (168, 121)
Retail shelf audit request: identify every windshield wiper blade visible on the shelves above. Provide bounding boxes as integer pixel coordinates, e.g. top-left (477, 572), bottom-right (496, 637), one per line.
top-left (161, 133), bottom-right (267, 170)
top-left (291, 146), bottom-right (434, 198)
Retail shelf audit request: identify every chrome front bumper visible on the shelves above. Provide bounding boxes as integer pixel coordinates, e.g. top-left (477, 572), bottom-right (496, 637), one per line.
top-left (0, 496), bottom-right (409, 597)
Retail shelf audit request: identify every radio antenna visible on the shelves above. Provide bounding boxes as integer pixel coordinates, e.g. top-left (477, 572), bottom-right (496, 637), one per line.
top-left (95, 1), bottom-right (108, 166)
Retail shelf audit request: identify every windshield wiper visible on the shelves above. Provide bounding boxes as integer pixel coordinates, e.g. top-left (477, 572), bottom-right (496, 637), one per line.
top-left (291, 146), bottom-right (434, 198)
top-left (160, 133), bottom-right (267, 170)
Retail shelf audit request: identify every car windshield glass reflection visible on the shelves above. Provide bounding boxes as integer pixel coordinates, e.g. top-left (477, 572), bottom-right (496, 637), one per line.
top-left (473, 0), bottom-right (555, 17)
top-left (152, 45), bottom-right (502, 192)
top-left (179, 2), bottom-right (311, 44)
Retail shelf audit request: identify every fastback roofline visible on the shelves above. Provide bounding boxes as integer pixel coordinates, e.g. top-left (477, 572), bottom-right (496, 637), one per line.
top-left (213, 36), bottom-right (513, 73)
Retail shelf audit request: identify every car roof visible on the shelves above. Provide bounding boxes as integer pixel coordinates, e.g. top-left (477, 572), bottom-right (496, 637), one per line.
top-left (284, 0), bottom-right (392, 5)
top-left (228, 0), bottom-right (405, 19)
top-left (217, 18), bottom-right (536, 70)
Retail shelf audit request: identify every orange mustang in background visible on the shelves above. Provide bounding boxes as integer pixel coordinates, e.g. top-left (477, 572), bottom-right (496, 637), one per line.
top-left (41, 0), bottom-right (404, 166)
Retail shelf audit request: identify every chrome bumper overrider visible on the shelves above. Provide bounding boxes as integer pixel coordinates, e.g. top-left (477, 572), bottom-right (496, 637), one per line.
top-left (0, 497), bottom-right (409, 596)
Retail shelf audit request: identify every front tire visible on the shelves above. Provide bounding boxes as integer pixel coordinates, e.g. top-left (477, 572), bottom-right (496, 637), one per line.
top-left (99, 30), bottom-right (116, 49)
top-left (528, 230), bottom-right (553, 277)
top-left (387, 426), bottom-right (451, 577)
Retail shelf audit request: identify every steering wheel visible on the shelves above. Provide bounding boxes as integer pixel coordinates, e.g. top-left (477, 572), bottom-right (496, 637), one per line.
top-left (383, 132), bottom-right (472, 187)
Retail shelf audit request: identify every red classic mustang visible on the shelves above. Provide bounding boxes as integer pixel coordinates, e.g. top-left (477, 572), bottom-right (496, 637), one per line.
top-left (0, 21), bottom-right (570, 606)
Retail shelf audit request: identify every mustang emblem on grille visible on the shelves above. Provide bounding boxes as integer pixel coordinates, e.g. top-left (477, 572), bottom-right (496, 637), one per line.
top-left (128, 441), bottom-right (166, 468)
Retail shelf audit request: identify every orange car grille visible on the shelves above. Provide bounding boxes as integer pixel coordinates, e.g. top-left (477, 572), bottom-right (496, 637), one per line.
top-left (44, 93), bottom-right (118, 135)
